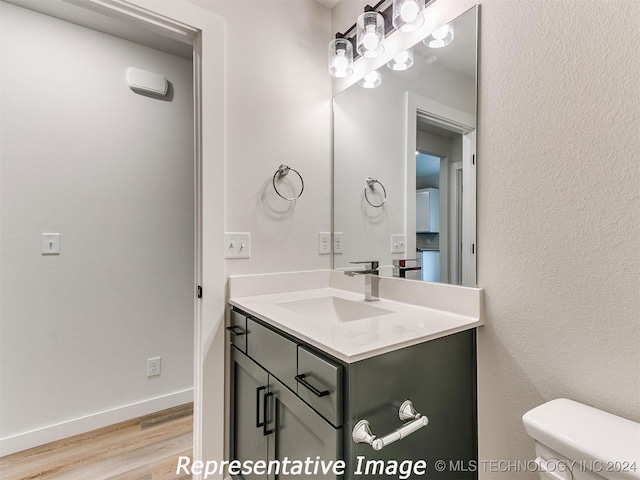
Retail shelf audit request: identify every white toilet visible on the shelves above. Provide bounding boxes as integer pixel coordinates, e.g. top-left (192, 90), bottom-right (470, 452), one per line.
top-left (523, 398), bottom-right (640, 480)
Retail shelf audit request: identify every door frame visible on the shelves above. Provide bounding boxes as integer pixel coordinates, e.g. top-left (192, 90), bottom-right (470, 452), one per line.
top-left (66, 0), bottom-right (226, 472)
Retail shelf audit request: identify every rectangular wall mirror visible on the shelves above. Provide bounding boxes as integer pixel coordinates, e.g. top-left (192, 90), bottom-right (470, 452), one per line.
top-left (333, 6), bottom-right (478, 286)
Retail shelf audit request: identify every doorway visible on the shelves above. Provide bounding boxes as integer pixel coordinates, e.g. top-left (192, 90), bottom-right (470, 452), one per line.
top-left (0, 0), bottom-right (195, 455)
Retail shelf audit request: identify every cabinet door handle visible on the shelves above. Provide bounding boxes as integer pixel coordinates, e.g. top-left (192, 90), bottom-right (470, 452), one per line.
top-left (226, 325), bottom-right (246, 336)
top-left (256, 386), bottom-right (266, 428)
top-left (263, 392), bottom-right (274, 436)
top-left (295, 374), bottom-right (330, 397)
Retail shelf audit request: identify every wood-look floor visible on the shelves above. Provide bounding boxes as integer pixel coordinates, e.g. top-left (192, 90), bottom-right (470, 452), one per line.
top-left (0, 403), bottom-right (193, 480)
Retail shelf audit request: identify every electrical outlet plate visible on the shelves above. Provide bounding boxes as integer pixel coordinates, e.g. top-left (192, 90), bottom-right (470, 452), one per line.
top-left (391, 234), bottom-right (406, 254)
top-left (224, 232), bottom-right (251, 259)
top-left (147, 357), bottom-right (161, 377)
top-left (318, 232), bottom-right (331, 255)
top-left (334, 232), bottom-right (343, 254)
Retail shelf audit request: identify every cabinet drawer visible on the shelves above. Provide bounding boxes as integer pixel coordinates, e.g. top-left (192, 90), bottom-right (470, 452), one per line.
top-left (247, 318), bottom-right (297, 391)
top-left (297, 346), bottom-right (343, 427)
top-left (228, 309), bottom-right (248, 353)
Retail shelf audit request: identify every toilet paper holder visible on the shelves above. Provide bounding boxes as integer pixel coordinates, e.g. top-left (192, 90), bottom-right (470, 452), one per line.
top-left (352, 400), bottom-right (429, 451)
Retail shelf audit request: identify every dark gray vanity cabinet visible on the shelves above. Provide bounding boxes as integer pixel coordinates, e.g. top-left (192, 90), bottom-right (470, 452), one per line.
top-left (228, 307), bottom-right (477, 480)
top-left (344, 329), bottom-right (477, 480)
top-left (228, 311), bottom-right (342, 480)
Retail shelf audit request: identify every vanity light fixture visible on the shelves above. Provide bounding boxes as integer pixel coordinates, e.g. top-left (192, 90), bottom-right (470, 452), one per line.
top-left (424, 23), bottom-right (454, 48)
top-left (328, 0), bottom-right (434, 77)
top-left (356, 9), bottom-right (385, 58)
top-left (392, 0), bottom-right (425, 33)
top-left (387, 48), bottom-right (414, 70)
top-left (328, 36), bottom-right (354, 78)
top-left (358, 70), bottom-right (382, 88)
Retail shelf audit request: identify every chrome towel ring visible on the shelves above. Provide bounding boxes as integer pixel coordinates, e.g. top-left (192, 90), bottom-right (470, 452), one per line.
top-left (273, 164), bottom-right (304, 201)
top-left (364, 177), bottom-right (386, 208)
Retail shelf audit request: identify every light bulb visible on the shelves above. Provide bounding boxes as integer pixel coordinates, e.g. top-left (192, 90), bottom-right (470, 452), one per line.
top-left (364, 71), bottom-right (378, 82)
top-left (387, 48), bottom-right (413, 71)
top-left (328, 38), bottom-right (353, 77)
top-left (395, 51), bottom-right (409, 63)
top-left (333, 49), bottom-right (348, 74)
top-left (432, 24), bottom-right (449, 40)
top-left (359, 70), bottom-right (381, 88)
top-left (400, 1), bottom-right (419, 22)
top-left (423, 23), bottom-right (454, 48)
top-left (363, 25), bottom-right (379, 51)
top-left (357, 11), bottom-right (384, 58)
top-left (392, 0), bottom-right (424, 32)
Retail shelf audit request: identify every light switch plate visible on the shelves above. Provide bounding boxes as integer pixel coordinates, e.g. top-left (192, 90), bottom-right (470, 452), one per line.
top-left (391, 234), bottom-right (405, 254)
top-left (42, 233), bottom-right (60, 255)
top-left (224, 232), bottom-right (251, 259)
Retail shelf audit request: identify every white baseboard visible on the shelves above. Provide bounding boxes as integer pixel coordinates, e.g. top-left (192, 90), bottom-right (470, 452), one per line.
top-left (0, 388), bottom-right (193, 457)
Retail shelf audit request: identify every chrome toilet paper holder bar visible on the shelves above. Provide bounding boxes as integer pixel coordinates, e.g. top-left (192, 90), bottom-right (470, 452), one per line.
top-left (352, 400), bottom-right (429, 451)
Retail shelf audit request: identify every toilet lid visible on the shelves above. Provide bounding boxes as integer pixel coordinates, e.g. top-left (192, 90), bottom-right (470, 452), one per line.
top-left (523, 399), bottom-right (640, 480)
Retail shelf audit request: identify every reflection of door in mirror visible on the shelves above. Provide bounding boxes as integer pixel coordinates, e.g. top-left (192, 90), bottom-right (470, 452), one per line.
top-left (415, 125), bottom-right (463, 284)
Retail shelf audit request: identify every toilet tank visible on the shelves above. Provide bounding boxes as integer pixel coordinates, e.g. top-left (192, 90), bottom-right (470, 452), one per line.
top-left (523, 399), bottom-right (640, 480)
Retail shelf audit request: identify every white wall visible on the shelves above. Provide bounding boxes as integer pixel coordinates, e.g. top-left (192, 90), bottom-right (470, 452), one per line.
top-left (0, 2), bottom-right (195, 454)
top-left (187, 0), bottom-right (333, 277)
top-left (183, 1), bottom-right (332, 471)
top-left (334, 0), bottom-right (640, 478)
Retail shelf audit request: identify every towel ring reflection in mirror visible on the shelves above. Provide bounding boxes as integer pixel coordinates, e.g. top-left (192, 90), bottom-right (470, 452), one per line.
top-left (273, 164), bottom-right (304, 201)
top-left (364, 177), bottom-right (386, 208)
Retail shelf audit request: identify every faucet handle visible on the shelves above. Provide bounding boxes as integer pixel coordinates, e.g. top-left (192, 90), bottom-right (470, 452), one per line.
top-left (350, 260), bottom-right (379, 270)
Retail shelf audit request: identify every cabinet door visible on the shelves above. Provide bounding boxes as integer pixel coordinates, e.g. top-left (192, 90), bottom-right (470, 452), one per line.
top-left (230, 346), bottom-right (270, 480)
top-left (268, 378), bottom-right (341, 480)
top-left (416, 189), bottom-right (431, 233)
top-left (416, 188), bottom-right (440, 233)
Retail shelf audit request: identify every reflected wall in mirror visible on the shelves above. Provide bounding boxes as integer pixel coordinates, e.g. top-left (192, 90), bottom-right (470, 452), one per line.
top-left (333, 6), bottom-right (477, 286)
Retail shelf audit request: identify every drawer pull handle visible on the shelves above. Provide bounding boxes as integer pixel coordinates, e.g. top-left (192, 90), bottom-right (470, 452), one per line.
top-left (226, 325), bottom-right (246, 336)
top-left (263, 392), bottom-right (274, 436)
top-left (352, 400), bottom-right (429, 451)
top-left (256, 386), bottom-right (266, 428)
top-left (295, 374), bottom-right (330, 397)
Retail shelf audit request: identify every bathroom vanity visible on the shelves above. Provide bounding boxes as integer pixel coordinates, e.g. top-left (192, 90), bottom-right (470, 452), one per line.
top-left (226, 270), bottom-right (482, 480)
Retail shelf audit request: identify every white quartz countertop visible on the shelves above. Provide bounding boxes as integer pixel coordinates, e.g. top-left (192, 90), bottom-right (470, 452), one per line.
top-left (228, 271), bottom-right (483, 363)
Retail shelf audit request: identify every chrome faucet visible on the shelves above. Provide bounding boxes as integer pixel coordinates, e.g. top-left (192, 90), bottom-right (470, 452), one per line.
top-left (344, 261), bottom-right (380, 302)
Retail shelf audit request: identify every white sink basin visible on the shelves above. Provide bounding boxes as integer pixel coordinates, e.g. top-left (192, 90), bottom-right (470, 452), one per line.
top-left (276, 296), bottom-right (393, 323)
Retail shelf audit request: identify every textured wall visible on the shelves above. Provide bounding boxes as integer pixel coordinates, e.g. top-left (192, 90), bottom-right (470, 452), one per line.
top-left (476, 0), bottom-right (640, 476)
top-left (334, 0), bottom-right (640, 478)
